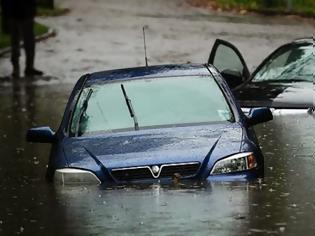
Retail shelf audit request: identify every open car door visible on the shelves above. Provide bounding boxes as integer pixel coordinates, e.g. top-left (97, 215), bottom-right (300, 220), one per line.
top-left (208, 39), bottom-right (250, 89)
top-left (208, 38), bottom-right (314, 110)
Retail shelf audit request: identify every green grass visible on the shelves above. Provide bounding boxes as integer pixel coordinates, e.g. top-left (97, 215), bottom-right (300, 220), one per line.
top-left (37, 6), bottom-right (70, 17)
top-left (215, 0), bottom-right (315, 17)
top-left (215, 0), bottom-right (260, 9)
top-left (0, 16), bottom-right (49, 49)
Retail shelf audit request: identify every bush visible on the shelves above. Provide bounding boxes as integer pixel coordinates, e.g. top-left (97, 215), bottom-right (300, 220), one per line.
top-left (215, 0), bottom-right (315, 15)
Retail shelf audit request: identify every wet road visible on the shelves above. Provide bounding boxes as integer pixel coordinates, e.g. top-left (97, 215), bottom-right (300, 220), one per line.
top-left (0, 0), bottom-right (315, 235)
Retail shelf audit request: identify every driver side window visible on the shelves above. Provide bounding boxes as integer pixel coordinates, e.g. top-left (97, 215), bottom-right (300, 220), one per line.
top-left (213, 44), bottom-right (244, 73)
top-left (208, 40), bottom-right (250, 89)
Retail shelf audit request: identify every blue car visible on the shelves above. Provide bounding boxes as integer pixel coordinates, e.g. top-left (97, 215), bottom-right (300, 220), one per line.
top-left (27, 64), bottom-right (273, 185)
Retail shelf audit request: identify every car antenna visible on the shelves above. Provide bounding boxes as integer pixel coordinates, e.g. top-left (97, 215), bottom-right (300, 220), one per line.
top-left (142, 26), bottom-right (149, 67)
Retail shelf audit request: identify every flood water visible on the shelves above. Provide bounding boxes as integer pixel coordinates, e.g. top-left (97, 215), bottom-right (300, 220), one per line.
top-left (0, 82), bottom-right (314, 235)
top-left (0, 0), bottom-right (314, 235)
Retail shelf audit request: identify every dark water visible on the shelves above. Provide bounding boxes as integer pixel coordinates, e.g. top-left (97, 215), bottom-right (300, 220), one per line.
top-left (0, 81), bottom-right (314, 235)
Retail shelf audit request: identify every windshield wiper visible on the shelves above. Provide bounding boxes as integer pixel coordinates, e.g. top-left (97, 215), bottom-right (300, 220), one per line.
top-left (120, 84), bottom-right (139, 131)
top-left (75, 88), bottom-right (93, 136)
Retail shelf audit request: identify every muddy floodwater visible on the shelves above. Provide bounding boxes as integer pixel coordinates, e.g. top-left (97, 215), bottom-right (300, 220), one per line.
top-left (0, 0), bottom-right (314, 235)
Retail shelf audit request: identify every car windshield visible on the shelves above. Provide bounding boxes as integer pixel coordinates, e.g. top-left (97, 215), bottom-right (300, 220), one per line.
top-left (70, 75), bottom-right (234, 136)
top-left (253, 43), bottom-right (314, 83)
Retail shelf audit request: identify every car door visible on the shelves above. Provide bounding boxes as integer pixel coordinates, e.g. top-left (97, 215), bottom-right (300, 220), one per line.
top-left (208, 39), bottom-right (250, 89)
top-left (208, 38), bottom-right (314, 109)
top-left (235, 40), bottom-right (314, 109)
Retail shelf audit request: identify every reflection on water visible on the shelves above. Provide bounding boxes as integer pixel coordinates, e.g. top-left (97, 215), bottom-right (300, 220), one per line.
top-left (250, 111), bottom-right (315, 235)
top-left (0, 82), bottom-right (314, 235)
top-left (0, 81), bottom-right (71, 235)
top-left (55, 182), bottom-right (251, 236)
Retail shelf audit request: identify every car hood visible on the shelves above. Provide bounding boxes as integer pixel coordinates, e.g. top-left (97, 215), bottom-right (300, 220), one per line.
top-left (63, 123), bottom-right (243, 171)
top-left (235, 81), bottom-right (314, 108)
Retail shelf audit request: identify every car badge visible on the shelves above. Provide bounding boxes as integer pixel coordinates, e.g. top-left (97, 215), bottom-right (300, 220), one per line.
top-left (151, 165), bottom-right (160, 175)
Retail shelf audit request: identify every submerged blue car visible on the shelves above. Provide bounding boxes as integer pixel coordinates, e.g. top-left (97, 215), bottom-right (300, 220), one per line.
top-left (27, 64), bottom-right (272, 185)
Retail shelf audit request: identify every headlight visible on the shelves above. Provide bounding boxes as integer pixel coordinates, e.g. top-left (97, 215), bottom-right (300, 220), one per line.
top-left (54, 168), bottom-right (101, 185)
top-left (210, 152), bottom-right (257, 175)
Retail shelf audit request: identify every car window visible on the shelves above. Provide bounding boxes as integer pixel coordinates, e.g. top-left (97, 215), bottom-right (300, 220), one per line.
top-left (70, 76), bottom-right (234, 135)
top-left (213, 44), bottom-right (244, 73)
top-left (253, 43), bottom-right (314, 82)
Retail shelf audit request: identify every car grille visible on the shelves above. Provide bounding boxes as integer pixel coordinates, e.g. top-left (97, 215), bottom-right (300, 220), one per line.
top-left (111, 162), bottom-right (201, 181)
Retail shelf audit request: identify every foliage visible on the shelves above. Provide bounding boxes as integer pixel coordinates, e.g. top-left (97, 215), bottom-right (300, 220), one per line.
top-left (215, 0), bottom-right (315, 16)
top-left (37, 6), bottom-right (69, 17)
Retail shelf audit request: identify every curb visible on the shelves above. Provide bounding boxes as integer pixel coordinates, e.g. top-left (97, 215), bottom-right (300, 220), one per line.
top-left (0, 28), bottom-right (57, 57)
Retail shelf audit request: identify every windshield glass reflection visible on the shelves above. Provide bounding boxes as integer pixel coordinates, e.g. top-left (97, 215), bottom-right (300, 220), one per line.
top-left (70, 76), bottom-right (234, 136)
top-left (253, 44), bottom-right (314, 83)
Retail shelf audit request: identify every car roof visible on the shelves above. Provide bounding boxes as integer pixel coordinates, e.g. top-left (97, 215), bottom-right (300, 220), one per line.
top-left (86, 64), bottom-right (211, 85)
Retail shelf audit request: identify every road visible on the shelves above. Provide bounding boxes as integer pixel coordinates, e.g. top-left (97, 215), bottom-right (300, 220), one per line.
top-left (0, 0), bottom-right (314, 80)
top-left (0, 0), bottom-right (314, 235)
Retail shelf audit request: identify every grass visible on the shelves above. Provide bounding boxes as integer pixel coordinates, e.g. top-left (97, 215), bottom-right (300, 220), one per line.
top-left (215, 0), bottom-right (315, 17)
top-left (37, 6), bottom-right (70, 17)
top-left (0, 17), bottom-right (49, 49)
top-left (191, 0), bottom-right (315, 17)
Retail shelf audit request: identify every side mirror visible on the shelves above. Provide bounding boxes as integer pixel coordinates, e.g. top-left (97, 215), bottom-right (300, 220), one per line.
top-left (247, 108), bottom-right (273, 126)
top-left (26, 127), bottom-right (56, 143)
